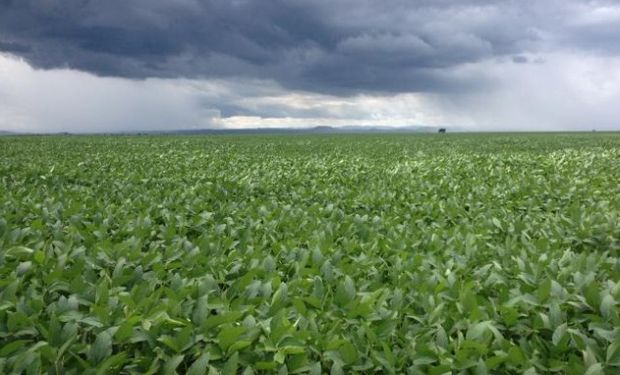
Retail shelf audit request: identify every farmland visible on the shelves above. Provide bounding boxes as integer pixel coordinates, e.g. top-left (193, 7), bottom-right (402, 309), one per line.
top-left (1, 133), bottom-right (620, 374)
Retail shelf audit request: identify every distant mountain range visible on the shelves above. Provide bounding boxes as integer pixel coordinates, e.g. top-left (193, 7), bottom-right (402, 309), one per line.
top-left (153, 125), bottom-right (441, 135)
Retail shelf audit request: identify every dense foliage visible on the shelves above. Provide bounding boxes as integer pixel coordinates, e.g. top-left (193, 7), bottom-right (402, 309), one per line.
top-left (1, 133), bottom-right (619, 374)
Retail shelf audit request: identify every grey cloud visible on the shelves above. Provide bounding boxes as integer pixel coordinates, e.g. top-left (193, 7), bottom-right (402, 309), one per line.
top-left (565, 19), bottom-right (620, 54)
top-left (0, 0), bottom-right (618, 94)
top-left (0, 40), bottom-right (30, 53)
top-left (512, 55), bottom-right (528, 64)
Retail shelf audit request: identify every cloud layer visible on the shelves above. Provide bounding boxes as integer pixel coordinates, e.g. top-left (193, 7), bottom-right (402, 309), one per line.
top-left (4, 0), bottom-right (620, 93)
top-left (1, 0), bottom-right (620, 131)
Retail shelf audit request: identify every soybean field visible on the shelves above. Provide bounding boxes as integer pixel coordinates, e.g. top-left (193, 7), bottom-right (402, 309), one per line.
top-left (1, 133), bottom-right (620, 374)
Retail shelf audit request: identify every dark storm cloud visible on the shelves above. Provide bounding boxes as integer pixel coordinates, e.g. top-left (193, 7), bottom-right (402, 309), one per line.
top-left (0, 40), bottom-right (30, 53)
top-left (0, 0), bottom-right (618, 94)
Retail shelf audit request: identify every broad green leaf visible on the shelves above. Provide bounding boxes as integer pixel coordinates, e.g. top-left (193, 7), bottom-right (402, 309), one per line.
top-left (217, 326), bottom-right (246, 352)
top-left (88, 332), bottom-right (112, 365)
top-left (552, 323), bottom-right (568, 346)
top-left (584, 363), bottom-right (603, 375)
top-left (222, 352), bottom-right (239, 375)
top-left (163, 355), bottom-right (185, 375)
top-left (339, 342), bottom-right (358, 365)
top-left (600, 295), bottom-right (615, 319)
top-left (204, 311), bottom-right (243, 329)
top-left (187, 353), bottom-right (210, 375)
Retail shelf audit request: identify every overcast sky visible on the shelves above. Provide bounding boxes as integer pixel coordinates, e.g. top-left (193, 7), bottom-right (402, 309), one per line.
top-left (1, 0), bottom-right (620, 132)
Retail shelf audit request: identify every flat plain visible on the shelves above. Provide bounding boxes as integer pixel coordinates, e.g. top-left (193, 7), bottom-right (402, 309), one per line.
top-left (1, 133), bottom-right (619, 374)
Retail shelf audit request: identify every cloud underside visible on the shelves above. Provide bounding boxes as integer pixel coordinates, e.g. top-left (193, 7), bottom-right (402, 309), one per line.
top-left (2, 0), bottom-right (620, 94)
